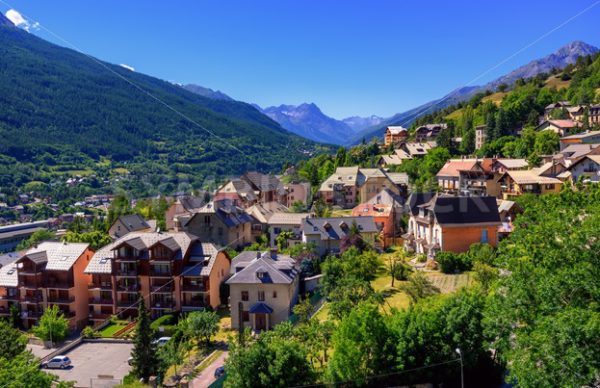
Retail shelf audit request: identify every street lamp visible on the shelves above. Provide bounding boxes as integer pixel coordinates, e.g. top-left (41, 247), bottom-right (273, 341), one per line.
top-left (455, 348), bottom-right (464, 388)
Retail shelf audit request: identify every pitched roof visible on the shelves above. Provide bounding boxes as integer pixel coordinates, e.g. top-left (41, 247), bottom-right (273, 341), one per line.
top-left (385, 172), bottom-right (409, 185)
top-left (560, 130), bottom-right (600, 140)
top-left (501, 170), bottom-right (562, 185)
top-left (559, 144), bottom-right (600, 159)
top-left (20, 242), bottom-right (89, 271)
top-left (405, 192), bottom-right (436, 216)
top-left (85, 231), bottom-right (198, 274)
top-left (547, 119), bottom-right (581, 129)
top-left (319, 166), bottom-right (360, 191)
top-left (242, 172), bottom-right (282, 192)
top-left (386, 126), bottom-right (408, 135)
top-left (0, 261), bottom-right (18, 287)
top-left (422, 196), bottom-right (501, 226)
top-left (404, 142), bottom-right (432, 156)
top-left (494, 159), bottom-right (529, 169)
top-left (436, 159), bottom-right (479, 178)
top-left (267, 212), bottom-right (310, 226)
top-left (227, 251), bottom-right (297, 284)
top-left (301, 216), bottom-right (378, 240)
top-left (177, 196), bottom-right (205, 212)
top-left (365, 188), bottom-right (405, 207)
top-left (245, 202), bottom-right (289, 224)
top-left (352, 203), bottom-right (392, 218)
top-left (191, 200), bottom-right (254, 228)
top-left (115, 214), bottom-right (151, 233)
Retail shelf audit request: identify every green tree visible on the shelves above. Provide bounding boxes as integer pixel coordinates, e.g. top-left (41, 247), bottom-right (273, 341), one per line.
top-left (275, 230), bottom-right (294, 251)
top-left (33, 305), bottom-right (69, 345)
top-left (131, 298), bottom-right (159, 383)
top-left (0, 352), bottom-right (66, 388)
top-left (0, 321), bottom-right (27, 358)
top-left (399, 271), bottom-right (440, 304)
top-left (292, 297), bottom-right (313, 324)
top-left (387, 251), bottom-right (410, 287)
top-left (181, 310), bottom-right (220, 346)
top-left (534, 130), bottom-right (559, 155)
top-left (16, 230), bottom-right (56, 251)
top-left (327, 304), bottom-right (395, 385)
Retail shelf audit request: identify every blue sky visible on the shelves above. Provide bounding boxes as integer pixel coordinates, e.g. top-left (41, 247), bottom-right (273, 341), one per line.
top-left (2, 0), bottom-right (600, 119)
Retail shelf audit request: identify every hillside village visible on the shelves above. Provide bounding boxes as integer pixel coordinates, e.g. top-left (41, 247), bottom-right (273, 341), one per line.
top-left (1, 8), bottom-right (600, 388)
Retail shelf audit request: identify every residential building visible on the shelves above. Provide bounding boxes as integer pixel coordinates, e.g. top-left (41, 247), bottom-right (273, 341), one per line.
top-left (283, 182), bottom-right (311, 208)
top-left (536, 119), bottom-right (581, 137)
top-left (227, 251), bottom-right (299, 331)
top-left (436, 158), bottom-right (494, 195)
top-left (475, 125), bottom-right (487, 150)
top-left (84, 231), bottom-right (230, 321)
top-left (559, 130), bottom-right (600, 150)
top-left (318, 167), bottom-right (408, 208)
top-left (384, 126), bottom-right (408, 147)
top-left (544, 101), bottom-right (572, 120)
top-left (214, 179), bottom-right (258, 208)
top-left (108, 214), bottom-right (153, 239)
top-left (567, 105), bottom-right (587, 122)
top-left (182, 200), bottom-right (253, 249)
top-left (16, 242), bottom-right (93, 329)
top-left (378, 148), bottom-right (412, 167)
top-left (415, 123), bottom-right (447, 142)
top-left (497, 167), bottom-right (563, 199)
top-left (301, 216), bottom-right (378, 256)
top-left (351, 203), bottom-right (394, 246)
top-left (402, 142), bottom-right (434, 158)
top-left (403, 195), bottom-right (501, 256)
top-left (590, 104), bottom-right (600, 125)
top-left (244, 202), bottom-right (289, 238)
top-left (0, 220), bottom-right (50, 253)
top-left (0, 259), bottom-right (19, 319)
top-left (555, 143), bottom-right (600, 161)
top-left (565, 155), bottom-right (600, 183)
top-left (241, 172), bottom-right (286, 204)
top-left (165, 196), bottom-right (205, 230)
top-left (491, 158), bottom-right (529, 173)
top-left (268, 212), bottom-right (310, 248)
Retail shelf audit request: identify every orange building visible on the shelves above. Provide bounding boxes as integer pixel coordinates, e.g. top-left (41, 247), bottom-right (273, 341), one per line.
top-left (384, 126), bottom-right (408, 147)
top-left (403, 195), bottom-right (501, 257)
top-left (15, 242), bottom-right (93, 329)
top-left (85, 231), bottom-right (230, 322)
top-left (352, 203), bottom-right (395, 240)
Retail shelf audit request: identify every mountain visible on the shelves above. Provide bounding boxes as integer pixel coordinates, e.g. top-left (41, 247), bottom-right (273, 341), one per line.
top-left (348, 41), bottom-right (599, 144)
top-left (342, 115), bottom-right (385, 132)
top-left (0, 23), bottom-right (330, 194)
top-left (0, 11), bottom-right (13, 27)
top-left (258, 103), bottom-right (354, 145)
top-left (181, 84), bottom-right (233, 101)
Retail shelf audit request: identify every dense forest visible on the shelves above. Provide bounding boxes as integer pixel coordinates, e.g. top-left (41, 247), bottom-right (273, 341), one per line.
top-left (0, 23), bottom-right (332, 205)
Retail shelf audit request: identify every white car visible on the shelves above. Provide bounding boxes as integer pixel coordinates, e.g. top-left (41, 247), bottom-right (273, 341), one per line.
top-left (152, 337), bottom-right (171, 347)
top-left (43, 355), bottom-right (71, 369)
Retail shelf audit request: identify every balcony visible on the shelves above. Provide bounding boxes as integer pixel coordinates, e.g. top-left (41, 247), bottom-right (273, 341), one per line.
top-left (46, 280), bottom-right (72, 290)
top-left (88, 283), bottom-right (113, 291)
top-left (114, 256), bottom-right (138, 263)
top-left (151, 283), bottom-right (173, 293)
top-left (58, 310), bottom-right (76, 319)
top-left (18, 280), bottom-right (42, 289)
top-left (21, 294), bottom-right (43, 304)
top-left (115, 269), bottom-right (138, 277)
top-left (18, 268), bottom-right (42, 275)
top-left (116, 283), bottom-right (140, 292)
top-left (89, 297), bottom-right (114, 306)
top-left (181, 298), bottom-right (206, 310)
top-left (47, 295), bottom-right (75, 304)
top-left (116, 299), bottom-right (138, 308)
top-left (150, 300), bottom-right (176, 310)
top-left (149, 268), bottom-right (172, 277)
top-left (22, 310), bottom-right (43, 319)
top-left (181, 283), bottom-right (207, 293)
top-left (0, 294), bottom-right (19, 301)
top-left (89, 312), bottom-right (112, 321)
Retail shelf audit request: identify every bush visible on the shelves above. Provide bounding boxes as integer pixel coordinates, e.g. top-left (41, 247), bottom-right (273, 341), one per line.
top-left (150, 314), bottom-right (176, 330)
top-left (436, 251), bottom-right (472, 274)
top-left (81, 326), bottom-right (98, 339)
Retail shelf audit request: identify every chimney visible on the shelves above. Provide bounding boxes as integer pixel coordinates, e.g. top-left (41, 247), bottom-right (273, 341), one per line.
top-left (270, 247), bottom-right (278, 260)
top-left (256, 251), bottom-right (261, 260)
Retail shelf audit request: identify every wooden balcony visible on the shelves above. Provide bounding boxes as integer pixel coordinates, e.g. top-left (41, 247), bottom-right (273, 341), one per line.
top-left (88, 283), bottom-right (113, 291)
top-left (115, 268), bottom-right (138, 277)
top-left (151, 283), bottom-right (173, 293)
top-left (46, 280), bottom-right (73, 290)
top-left (89, 297), bottom-right (114, 306)
top-left (116, 283), bottom-right (140, 292)
top-left (89, 312), bottom-right (112, 321)
top-left (150, 300), bottom-right (176, 310)
top-left (21, 294), bottom-right (43, 304)
top-left (47, 295), bottom-right (75, 304)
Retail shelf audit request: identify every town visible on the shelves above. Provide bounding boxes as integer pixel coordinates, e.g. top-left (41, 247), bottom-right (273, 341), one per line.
top-left (1, 2), bottom-right (600, 388)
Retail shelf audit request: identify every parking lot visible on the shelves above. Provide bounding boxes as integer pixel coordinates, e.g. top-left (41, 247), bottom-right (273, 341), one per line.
top-left (44, 341), bottom-right (133, 388)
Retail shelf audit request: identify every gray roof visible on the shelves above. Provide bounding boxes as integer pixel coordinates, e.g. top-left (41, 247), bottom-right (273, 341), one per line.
top-left (114, 214), bottom-right (151, 233)
top-left (20, 242), bottom-right (89, 271)
top-left (227, 251), bottom-right (297, 284)
top-left (0, 261), bottom-right (18, 287)
top-left (177, 196), bottom-right (205, 212)
top-left (301, 217), bottom-right (378, 240)
top-left (85, 231), bottom-right (199, 274)
top-left (0, 252), bottom-right (19, 268)
top-left (365, 188), bottom-right (405, 207)
top-left (190, 201), bottom-right (254, 228)
top-left (267, 212), bottom-right (310, 226)
top-left (242, 172), bottom-right (283, 192)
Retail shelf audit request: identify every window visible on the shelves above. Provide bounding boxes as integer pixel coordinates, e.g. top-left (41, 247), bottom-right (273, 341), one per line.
top-left (204, 216), bottom-right (211, 225)
top-left (258, 291), bottom-right (265, 301)
top-left (241, 291), bottom-right (249, 301)
top-left (272, 291), bottom-right (277, 298)
top-left (481, 229), bottom-right (489, 243)
top-left (242, 311), bottom-right (249, 322)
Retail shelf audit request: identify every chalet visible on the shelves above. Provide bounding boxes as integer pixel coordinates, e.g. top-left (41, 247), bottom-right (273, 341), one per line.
top-left (378, 148), bottom-right (412, 167)
top-left (85, 232), bottom-right (230, 321)
top-left (403, 195), bottom-right (501, 256)
top-left (497, 166), bottom-right (563, 199)
top-left (567, 105), bottom-right (587, 122)
top-left (565, 155), bottom-right (600, 183)
top-left (165, 196), bottom-right (205, 230)
top-left (301, 216), bottom-right (378, 256)
top-left (491, 158), bottom-right (529, 173)
top-left (536, 119), bottom-right (581, 137)
top-left (436, 158), bottom-right (494, 196)
top-left (544, 101), bottom-right (572, 120)
top-left (415, 123), bottom-right (447, 142)
top-left (108, 214), bottom-right (153, 239)
top-left (241, 172), bottom-right (286, 204)
top-left (559, 130), bottom-right (600, 150)
top-left (227, 251), bottom-right (299, 331)
top-left (183, 200), bottom-right (253, 249)
top-left (214, 179), bottom-right (257, 208)
top-left (384, 126), bottom-right (408, 147)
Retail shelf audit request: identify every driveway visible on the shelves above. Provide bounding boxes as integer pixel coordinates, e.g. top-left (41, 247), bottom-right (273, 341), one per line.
top-left (43, 341), bottom-right (133, 387)
top-left (192, 351), bottom-right (228, 388)
top-left (27, 343), bottom-right (56, 359)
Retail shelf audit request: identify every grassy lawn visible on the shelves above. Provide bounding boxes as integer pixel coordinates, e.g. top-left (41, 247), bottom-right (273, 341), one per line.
top-left (194, 350), bottom-right (224, 374)
top-left (481, 91), bottom-right (507, 106)
top-left (98, 321), bottom-right (129, 338)
top-left (312, 302), bottom-right (330, 322)
top-left (330, 209), bottom-right (353, 217)
top-left (545, 76), bottom-right (571, 90)
top-left (213, 308), bottom-right (235, 342)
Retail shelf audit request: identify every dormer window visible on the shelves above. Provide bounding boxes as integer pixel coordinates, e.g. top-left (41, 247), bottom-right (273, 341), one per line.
top-left (256, 271), bottom-right (267, 279)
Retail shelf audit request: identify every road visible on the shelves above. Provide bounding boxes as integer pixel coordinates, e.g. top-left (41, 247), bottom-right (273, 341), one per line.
top-left (192, 351), bottom-right (228, 388)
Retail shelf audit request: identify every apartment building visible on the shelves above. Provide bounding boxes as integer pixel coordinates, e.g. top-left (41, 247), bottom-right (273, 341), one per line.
top-left (384, 126), bottom-right (408, 147)
top-left (84, 231), bottom-right (230, 321)
top-left (16, 242), bottom-right (93, 329)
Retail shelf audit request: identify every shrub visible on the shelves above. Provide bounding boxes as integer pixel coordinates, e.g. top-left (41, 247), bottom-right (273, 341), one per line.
top-left (436, 251), bottom-right (472, 274)
top-left (150, 314), bottom-right (177, 332)
top-left (81, 326), bottom-right (98, 339)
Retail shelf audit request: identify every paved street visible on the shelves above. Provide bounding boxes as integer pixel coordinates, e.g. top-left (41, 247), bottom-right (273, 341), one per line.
top-left (192, 351), bottom-right (228, 388)
top-left (27, 343), bottom-right (57, 359)
top-left (43, 342), bottom-right (133, 387)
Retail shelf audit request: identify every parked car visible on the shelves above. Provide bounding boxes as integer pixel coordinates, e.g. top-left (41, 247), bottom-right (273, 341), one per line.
top-left (152, 337), bottom-right (171, 347)
top-left (43, 356), bottom-right (71, 369)
top-left (214, 366), bottom-right (225, 378)
top-left (127, 357), bottom-right (134, 366)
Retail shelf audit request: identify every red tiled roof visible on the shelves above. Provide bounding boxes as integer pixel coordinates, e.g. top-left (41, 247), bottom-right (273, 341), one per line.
top-left (436, 159), bottom-right (478, 177)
